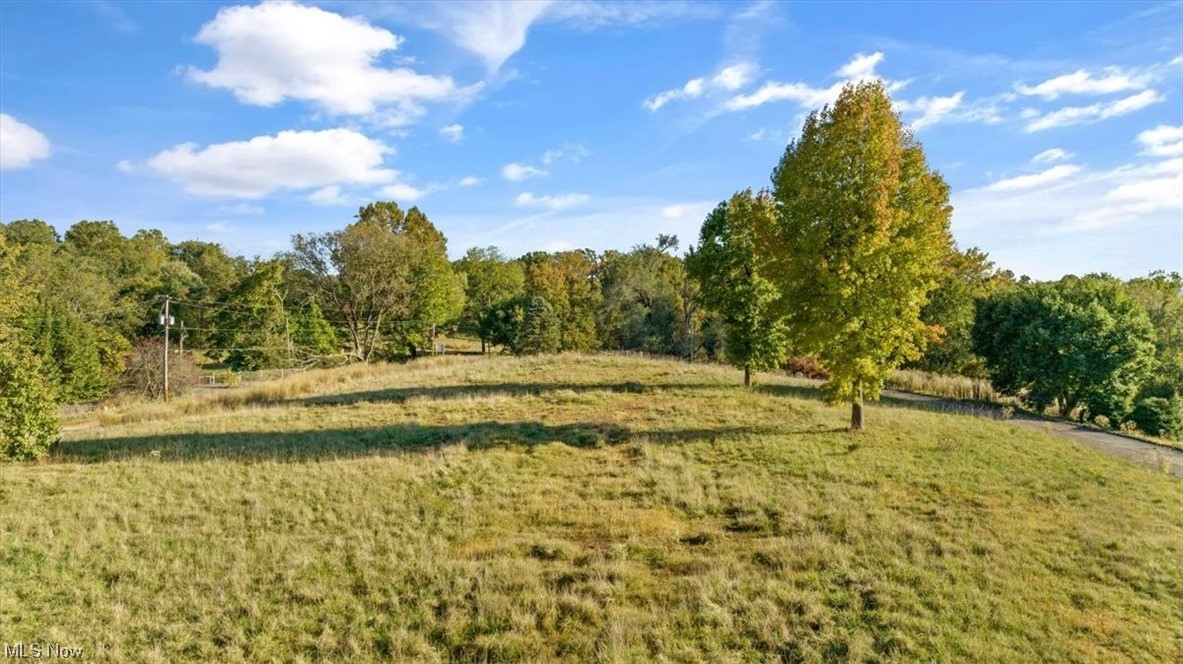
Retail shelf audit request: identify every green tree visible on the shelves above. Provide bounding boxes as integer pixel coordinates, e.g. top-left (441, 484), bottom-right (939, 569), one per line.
top-left (520, 250), bottom-right (601, 351)
top-left (516, 296), bottom-right (561, 355)
top-left (973, 275), bottom-right (1155, 422)
top-left (455, 247), bottom-right (526, 353)
top-left (1125, 271), bottom-right (1183, 398)
top-left (212, 260), bottom-right (290, 371)
top-left (770, 80), bottom-right (953, 429)
top-left (908, 246), bottom-right (1010, 377)
top-left (0, 235), bottom-right (59, 460)
top-left (687, 191), bottom-right (788, 386)
top-left (291, 301), bottom-right (341, 364)
top-left (599, 237), bottom-right (700, 358)
top-left (1, 219), bottom-right (59, 246)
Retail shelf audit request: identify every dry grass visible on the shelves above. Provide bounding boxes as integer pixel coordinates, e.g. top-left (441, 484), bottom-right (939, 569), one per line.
top-left (4, 354), bottom-right (1182, 662)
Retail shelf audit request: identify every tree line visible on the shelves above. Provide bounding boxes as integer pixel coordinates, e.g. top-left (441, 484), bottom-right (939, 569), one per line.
top-left (2, 81), bottom-right (1180, 459)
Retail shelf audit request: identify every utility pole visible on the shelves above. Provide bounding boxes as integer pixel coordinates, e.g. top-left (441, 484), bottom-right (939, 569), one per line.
top-left (162, 296), bottom-right (171, 402)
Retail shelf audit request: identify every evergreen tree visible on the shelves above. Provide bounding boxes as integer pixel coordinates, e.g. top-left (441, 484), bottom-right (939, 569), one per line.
top-left (515, 296), bottom-right (561, 355)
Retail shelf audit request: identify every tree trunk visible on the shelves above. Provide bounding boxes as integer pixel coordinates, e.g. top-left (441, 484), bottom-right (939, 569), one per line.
top-left (743, 366), bottom-right (751, 387)
top-left (850, 382), bottom-right (865, 431)
top-left (481, 337), bottom-right (486, 355)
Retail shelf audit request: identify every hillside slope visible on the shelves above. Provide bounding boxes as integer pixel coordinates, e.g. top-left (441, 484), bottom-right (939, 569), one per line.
top-left (3, 354), bottom-right (1181, 662)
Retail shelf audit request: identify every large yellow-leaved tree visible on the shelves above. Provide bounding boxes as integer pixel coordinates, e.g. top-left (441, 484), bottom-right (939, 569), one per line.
top-left (770, 81), bottom-right (953, 430)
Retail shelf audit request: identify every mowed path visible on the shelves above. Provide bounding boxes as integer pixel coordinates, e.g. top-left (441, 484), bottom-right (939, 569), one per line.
top-left (884, 390), bottom-right (1183, 478)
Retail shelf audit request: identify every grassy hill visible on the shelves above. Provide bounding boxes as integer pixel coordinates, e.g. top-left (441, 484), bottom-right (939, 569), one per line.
top-left (3, 354), bottom-right (1181, 662)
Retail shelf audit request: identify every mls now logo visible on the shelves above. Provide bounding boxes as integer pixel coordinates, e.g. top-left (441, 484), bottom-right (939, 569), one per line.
top-left (3, 643), bottom-right (84, 658)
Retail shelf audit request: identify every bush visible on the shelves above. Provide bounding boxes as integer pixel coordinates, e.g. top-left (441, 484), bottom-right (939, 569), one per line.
top-left (122, 338), bottom-right (202, 400)
top-left (1127, 396), bottom-right (1183, 440)
top-left (784, 356), bottom-right (829, 380)
top-left (0, 346), bottom-right (60, 460)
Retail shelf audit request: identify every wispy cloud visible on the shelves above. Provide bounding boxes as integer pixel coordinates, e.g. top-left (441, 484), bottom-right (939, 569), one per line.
top-left (1024, 89), bottom-right (1163, 131)
top-left (1016, 66), bottom-right (1151, 99)
top-left (1032, 148), bottom-right (1073, 164)
top-left (983, 164), bottom-right (1082, 192)
top-left (1137, 125), bottom-right (1183, 157)
top-left (502, 162), bottom-right (548, 181)
top-left (514, 191), bottom-right (590, 210)
top-left (439, 123), bottom-right (464, 143)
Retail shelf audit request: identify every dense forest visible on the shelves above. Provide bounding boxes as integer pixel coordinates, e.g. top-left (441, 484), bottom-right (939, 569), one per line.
top-left (2, 82), bottom-right (1180, 459)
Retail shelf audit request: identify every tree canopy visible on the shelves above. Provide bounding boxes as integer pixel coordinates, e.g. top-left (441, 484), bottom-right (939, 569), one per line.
top-left (770, 80), bottom-right (954, 429)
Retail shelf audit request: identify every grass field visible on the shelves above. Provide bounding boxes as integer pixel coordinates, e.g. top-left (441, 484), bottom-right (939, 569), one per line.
top-left (3, 354), bottom-right (1182, 662)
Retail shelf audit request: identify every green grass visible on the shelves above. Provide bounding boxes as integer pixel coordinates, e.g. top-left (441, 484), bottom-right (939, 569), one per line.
top-left (4, 354), bottom-right (1182, 662)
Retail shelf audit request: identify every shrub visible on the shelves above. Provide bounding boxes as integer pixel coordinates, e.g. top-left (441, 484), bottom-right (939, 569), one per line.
top-left (1127, 396), bottom-right (1183, 440)
top-left (122, 338), bottom-right (202, 400)
top-left (0, 347), bottom-right (59, 460)
top-left (784, 356), bottom-right (829, 380)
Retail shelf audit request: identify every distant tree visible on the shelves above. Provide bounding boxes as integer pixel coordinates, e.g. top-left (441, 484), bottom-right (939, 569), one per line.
top-left (599, 237), bottom-right (700, 358)
top-left (1125, 271), bottom-right (1183, 398)
top-left (520, 250), bottom-right (601, 351)
top-left (515, 296), bottom-right (561, 355)
top-left (290, 301), bottom-right (341, 364)
top-left (22, 301), bottom-right (109, 402)
top-left (455, 247), bottom-right (526, 353)
top-left (908, 246), bottom-right (1010, 377)
top-left (290, 202), bottom-right (462, 361)
top-left (973, 275), bottom-right (1155, 422)
top-left (1, 219), bottom-right (59, 246)
top-left (211, 260), bottom-right (290, 371)
top-left (770, 81), bottom-right (953, 429)
top-left (687, 191), bottom-right (788, 386)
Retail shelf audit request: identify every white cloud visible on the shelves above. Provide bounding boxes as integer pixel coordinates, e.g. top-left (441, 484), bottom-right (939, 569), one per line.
top-left (645, 61), bottom-right (756, 111)
top-left (421, 1), bottom-right (552, 71)
top-left (204, 222), bottom-right (236, 234)
top-left (136, 128), bottom-right (395, 198)
top-left (540, 142), bottom-right (590, 165)
top-left (378, 182), bottom-right (427, 202)
top-left (1032, 148), bottom-right (1073, 164)
top-left (724, 51), bottom-right (906, 112)
top-left (1025, 89), bottom-right (1164, 132)
top-left (502, 162), bottom-right (547, 181)
top-left (217, 203), bottom-right (264, 215)
top-left (0, 114), bottom-right (51, 170)
top-left (307, 184), bottom-right (349, 206)
top-left (661, 202), bottom-right (713, 219)
top-left (371, 1), bottom-right (717, 72)
top-left (644, 77), bottom-right (706, 111)
top-left (835, 52), bottom-right (884, 79)
top-left (1016, 67), bottom-right (1150, 99)
top-left (955, 150), bottom-right (1183, 235)
top-left (983, 164), bottom-right (1082, 192)
top-left (712, 62), bottom-right (756, 91)
top-left (458, 175), bottom-right (483, 187)
top-left (439, 123), bottom-right (465, 142)
top-left (186, 1), bottom-right (476, 123)
top-left (514, 191), bottom-right (589, 210)
top-left (896, 92), bottom-right (965, 130)
top-left (1137, 125), bottom-right (1183, 157)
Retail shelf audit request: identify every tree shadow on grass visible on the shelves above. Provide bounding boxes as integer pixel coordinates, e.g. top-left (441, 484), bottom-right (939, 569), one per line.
top-left (55, 421), bottom-right (781, 464)
top-left (291, 381), bottom-right (711, 407)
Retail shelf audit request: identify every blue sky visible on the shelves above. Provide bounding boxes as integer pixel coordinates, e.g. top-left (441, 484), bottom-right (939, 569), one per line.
top-left (1, 1), bottom-right (1180, 279)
